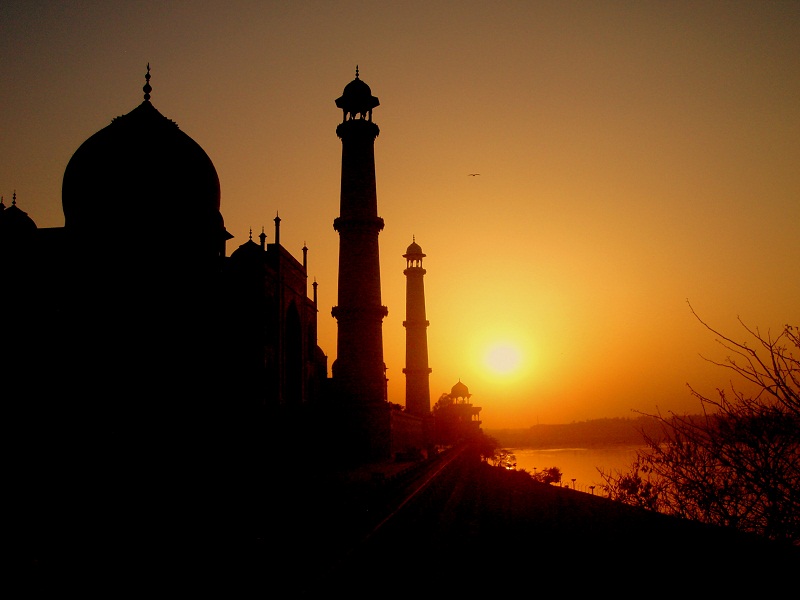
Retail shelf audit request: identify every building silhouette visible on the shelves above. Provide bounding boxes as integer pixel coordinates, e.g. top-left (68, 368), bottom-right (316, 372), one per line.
top-left (2, 66), bottom-right (452, 480)
top-left (433, 379), bottom-right (483, 444)
top-left (328, 68), bottom-right (438, 461)
top-left (403, 236), bottom-right (432, 418)
top-left (330, 67), bottom-right (388, 410)
top-left (3, 69), bottom-right (471, 576)
top-left (3, 64), bottom-right (328, 416)
top-left (3, 67), bottom-right (347, 567)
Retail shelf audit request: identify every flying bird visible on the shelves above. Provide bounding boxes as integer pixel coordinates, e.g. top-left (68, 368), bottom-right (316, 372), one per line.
top-left (468, 173), bottom-right (480, 176)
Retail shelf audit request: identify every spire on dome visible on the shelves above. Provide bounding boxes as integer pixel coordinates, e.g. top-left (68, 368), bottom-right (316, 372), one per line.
top-left (12, 191), bottom-right (17, 206)
top-left (355, 65), bottom-right (360, 79)
top-left (404, 236), bottom-right (425, 262)
top-left (143, 63), bottom-right (152, 102)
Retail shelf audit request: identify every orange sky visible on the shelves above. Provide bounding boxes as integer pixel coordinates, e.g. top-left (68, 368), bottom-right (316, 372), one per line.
top-left (2, 1), bottom-right (798, 427)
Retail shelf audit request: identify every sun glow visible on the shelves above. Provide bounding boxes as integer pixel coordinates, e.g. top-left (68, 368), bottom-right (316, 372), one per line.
top-left (483, 343), bottom-right (523, 375)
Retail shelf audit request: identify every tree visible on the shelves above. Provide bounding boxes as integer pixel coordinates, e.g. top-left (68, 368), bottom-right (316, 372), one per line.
top-left (528, 466), bottom-right (562, 485)
top-left (600, 303), bottom-right (800, 545)
top-left (475, 434), bottom-right (500, 463)
top-left (433, 392), bottom-right (453, 412)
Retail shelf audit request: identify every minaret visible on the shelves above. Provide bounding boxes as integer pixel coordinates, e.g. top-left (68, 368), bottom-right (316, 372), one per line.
top-left (331, 67), bottom-right (388, 405)
top-left (403, 237), bottom-right (432, 417)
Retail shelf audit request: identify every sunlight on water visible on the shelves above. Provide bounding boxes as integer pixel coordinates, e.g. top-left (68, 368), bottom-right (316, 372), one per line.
top-left (510, 446), bottom-right (642, 493)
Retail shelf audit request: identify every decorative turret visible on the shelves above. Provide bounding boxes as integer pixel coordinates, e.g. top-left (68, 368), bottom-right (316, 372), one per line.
top-left (335, 65), bottom-right (380, 122)
top-left (451, 379), bottom-right (471, 402)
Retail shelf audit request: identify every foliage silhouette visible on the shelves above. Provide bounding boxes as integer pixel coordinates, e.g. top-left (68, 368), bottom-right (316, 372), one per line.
top-left (600, 302), bottom-right (800, 545)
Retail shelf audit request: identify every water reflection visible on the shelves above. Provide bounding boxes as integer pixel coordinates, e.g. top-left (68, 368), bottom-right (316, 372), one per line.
top-left (509, 445), bottom-right (642, 492)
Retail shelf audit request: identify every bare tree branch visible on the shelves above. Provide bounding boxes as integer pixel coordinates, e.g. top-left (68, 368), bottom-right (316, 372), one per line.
top-left (601, 303), bottom-right (800, 545)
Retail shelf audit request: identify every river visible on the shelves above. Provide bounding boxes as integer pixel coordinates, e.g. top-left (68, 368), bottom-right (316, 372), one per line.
top-left (506, 445), bottom-right (643, 494)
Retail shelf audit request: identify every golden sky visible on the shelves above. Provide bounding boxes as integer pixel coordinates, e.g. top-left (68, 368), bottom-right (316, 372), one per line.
top-left (2, 1), bottom-right (798, 427)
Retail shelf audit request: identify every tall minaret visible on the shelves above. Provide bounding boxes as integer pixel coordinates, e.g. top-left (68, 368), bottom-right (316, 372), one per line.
top-left (331, 67), bottom-right (388, 406)
top-left (403, 237), bottom-right (432, 417)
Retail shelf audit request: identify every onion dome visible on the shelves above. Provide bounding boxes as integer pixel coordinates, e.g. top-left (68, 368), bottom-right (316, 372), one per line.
top-left (61, 65), bottom-right (223, 249)
top-left (403, 236), bottom-right (425, 260)
top-left (451, 379), bottom-right (470, 400)
top-left (230, 228), bottom-right (264, 262)
top-left (0, 192), bottom-right (38, 240)
top-left (335, 65), bottom-right (380, 122)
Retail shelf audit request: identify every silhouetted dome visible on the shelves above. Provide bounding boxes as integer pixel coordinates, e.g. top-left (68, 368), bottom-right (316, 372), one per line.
top-left (451, 379), bottom-right (470, 400)
top-left (335, 67), bottom-right (379, 117)
top-left (0, 195), bottom-right (37, 238)
top-left (340, 77), bottom-right (374, 102)
top-left (404, 238), bottom-right (424, 259)
top-left (230, 238), bottom-right (263, 262)
top-left (62, 82), bottom-right (222, 246)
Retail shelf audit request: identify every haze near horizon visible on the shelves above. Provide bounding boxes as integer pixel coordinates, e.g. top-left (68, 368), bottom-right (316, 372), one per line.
top-left (1, 1), bottom-right (797, 428)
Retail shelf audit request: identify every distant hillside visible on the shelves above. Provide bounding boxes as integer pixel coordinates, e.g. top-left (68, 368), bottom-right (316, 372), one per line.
top-left (484, 415), bottom-right (669, 448)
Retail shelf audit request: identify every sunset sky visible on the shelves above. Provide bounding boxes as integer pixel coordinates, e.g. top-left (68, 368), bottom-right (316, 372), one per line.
top-left (2, 1), bottom-right (798, 428)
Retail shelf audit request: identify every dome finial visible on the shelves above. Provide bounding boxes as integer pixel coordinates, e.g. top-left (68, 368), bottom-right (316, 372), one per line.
top-left (143, 63), bottom-right (152, 102)
top-left (355, 65), bottom-right (359, 79)
top-left (12, 190), bottom-right (17, 206)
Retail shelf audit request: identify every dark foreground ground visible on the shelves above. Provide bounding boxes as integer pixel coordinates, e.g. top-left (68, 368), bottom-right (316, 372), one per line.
top-left (21, 446), bottom-right (800, 597)
top-left (287, 449), bottom-right (800, 596)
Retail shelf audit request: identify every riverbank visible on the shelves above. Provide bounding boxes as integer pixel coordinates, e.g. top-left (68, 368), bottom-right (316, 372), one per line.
top-left (484, 415), bottom-right (665, 449)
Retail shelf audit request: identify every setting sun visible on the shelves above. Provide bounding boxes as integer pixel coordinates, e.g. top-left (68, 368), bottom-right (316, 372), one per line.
top-left (484, 343), bottom-right (523, 375)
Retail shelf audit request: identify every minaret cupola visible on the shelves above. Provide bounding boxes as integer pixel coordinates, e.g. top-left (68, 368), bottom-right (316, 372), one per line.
top-left (335, 65), bottom-right (380, 122)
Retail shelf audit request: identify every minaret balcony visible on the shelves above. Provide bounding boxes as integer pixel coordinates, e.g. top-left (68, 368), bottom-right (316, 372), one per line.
top-left (333, 216), bottom-right (385, 233)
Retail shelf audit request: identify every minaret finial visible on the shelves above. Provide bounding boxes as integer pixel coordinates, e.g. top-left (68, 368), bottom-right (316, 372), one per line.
top-left (143, 63), bottom-right (152, 102)
top-left (248, 227), bottom-right (253, 240)
top-left (355, 65), bottom-right (359, 79)
top-left (12, 190), bottom-right (17, 206)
